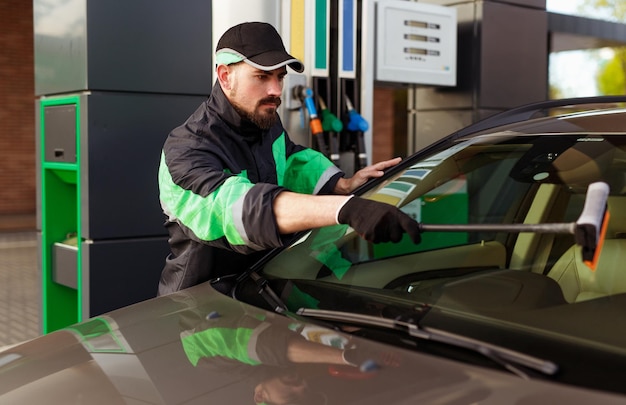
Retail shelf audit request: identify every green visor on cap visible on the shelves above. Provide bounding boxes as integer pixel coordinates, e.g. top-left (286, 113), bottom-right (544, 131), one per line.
top-left (215, 50), bottom-right (246, 66)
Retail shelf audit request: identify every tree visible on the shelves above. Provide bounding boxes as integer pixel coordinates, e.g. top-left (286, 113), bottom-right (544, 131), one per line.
top-left (596, 48), bottom-right (626, 95)
top-left (577, 0), bottom-right (626, 22)
top-left (578, 0), bottom-right (626, 95)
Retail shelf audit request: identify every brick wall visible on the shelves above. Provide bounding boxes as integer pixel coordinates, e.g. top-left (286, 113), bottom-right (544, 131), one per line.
top-left (372, 86), bottom-right (409, 162)
top-left (0, 1), bottom-right (35, 216)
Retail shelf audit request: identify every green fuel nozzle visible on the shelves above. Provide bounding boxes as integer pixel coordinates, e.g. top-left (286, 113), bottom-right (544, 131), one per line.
top-left (318, 97), bottom-right (343, 133)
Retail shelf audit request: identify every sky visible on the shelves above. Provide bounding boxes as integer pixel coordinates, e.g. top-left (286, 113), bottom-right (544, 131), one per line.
top-left (547, 0), bottom-right (582, 14)
top-left (546, 0), bottom-right (617, 97)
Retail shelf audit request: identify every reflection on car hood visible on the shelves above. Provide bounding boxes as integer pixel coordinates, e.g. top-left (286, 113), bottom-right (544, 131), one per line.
top-left (0, 283), bottom-right (624, 404)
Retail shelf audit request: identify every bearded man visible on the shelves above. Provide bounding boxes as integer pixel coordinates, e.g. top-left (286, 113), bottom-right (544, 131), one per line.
top-left (157, 22), bottom-right (420, 295)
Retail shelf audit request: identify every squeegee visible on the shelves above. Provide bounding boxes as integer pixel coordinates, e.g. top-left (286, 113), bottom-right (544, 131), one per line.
top-left (418, 182), bottom-right (610, 271)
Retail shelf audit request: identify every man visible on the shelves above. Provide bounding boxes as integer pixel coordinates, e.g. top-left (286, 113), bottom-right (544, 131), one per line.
top-left (158, 22), bottom-right (420, 295)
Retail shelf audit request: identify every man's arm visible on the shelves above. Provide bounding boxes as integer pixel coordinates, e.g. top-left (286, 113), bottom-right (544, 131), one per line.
top-left (273, 192), bottom-right (349, 233)
top-left (271, 155), bottom-right (401, 231)
top-left (274, 155), bottom-right (421, 244)
top-left (273, 191), bottom-right (421, 244)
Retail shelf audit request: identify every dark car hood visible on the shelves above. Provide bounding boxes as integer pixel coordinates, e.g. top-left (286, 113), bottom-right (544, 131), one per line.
top-left (1, 283), bottom-right (624, 404)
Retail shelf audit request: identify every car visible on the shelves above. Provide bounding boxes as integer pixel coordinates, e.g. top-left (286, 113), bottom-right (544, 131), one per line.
top-left (3, 96), bottom-right (626, 404)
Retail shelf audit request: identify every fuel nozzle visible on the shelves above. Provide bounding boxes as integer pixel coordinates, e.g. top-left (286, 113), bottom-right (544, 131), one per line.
top-left (294, 85), bottom-right (328, 155)
top-left (345, 96), bottom-right (369, 133)
top-left (344, 96), bottom-right (369, 170)
top-left (318, 97), bottom-right (342, 167)
top-left (319, 97), bottom-right (343, 133)
top-left (294, 86), bottom-right (317, 116)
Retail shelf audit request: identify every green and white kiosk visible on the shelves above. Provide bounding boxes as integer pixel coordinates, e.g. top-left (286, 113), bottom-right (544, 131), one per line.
top-left (35, 0), bottom-right (212, 332)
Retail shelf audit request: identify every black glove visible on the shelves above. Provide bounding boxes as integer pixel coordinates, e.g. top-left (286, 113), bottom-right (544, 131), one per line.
top-left (342, 346), bottom-right (402, 369)
top-left (337, 197), bottom-right (421, 244)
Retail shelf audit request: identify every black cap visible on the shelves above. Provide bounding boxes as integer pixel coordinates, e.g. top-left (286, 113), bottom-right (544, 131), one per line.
top-left (215, 22), bottom-right (304, 73)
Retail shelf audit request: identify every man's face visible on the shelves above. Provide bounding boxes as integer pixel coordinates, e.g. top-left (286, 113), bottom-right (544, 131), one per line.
top-left (254, 373), bottom-right (308, 405)
top-left (226, 62), bottom-right (287, 129)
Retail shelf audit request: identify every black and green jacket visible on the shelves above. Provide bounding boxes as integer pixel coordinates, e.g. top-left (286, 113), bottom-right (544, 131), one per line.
top-left (180, 310), bottom-right (296, 369)
top-left (158, 82), bottom-right (343, 294)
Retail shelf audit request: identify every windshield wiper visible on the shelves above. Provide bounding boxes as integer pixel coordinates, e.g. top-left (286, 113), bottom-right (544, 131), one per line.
top-left (296, 308), bottom-right (558, 379)
top-left (248, 272), bottom-right (288, 313)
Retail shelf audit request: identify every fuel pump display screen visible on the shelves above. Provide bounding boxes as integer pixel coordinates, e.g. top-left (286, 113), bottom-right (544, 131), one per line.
top-left (376, 0), bottom-right (457, 86)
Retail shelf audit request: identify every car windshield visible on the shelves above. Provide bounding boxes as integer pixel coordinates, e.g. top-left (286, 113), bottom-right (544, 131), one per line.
top-left (240, 106), bottom-right (626, 392)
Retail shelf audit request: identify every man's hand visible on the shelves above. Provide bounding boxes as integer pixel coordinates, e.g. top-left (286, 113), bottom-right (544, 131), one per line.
top-left (337, 197), bottom-right (421, 244)
top-left (335, 157), bottom-right (402, 194)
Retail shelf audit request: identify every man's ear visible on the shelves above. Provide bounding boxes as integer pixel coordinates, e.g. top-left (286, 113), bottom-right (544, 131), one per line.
top-left (216, 64), bottom-right (232, 90)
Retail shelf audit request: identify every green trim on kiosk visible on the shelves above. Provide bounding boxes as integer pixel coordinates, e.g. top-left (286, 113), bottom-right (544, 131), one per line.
top-left (40, 95), bottom-right (83, 333)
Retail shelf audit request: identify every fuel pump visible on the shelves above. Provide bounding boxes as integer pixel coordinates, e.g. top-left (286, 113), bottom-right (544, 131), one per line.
top-left (344, 95), bottom-right (369, 170)
top-left (318, 97), bottom-right (343, 167)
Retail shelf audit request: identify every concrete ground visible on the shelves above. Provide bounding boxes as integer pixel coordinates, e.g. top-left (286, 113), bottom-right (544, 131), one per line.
top-left (0, 215), bottom-right (41, 348)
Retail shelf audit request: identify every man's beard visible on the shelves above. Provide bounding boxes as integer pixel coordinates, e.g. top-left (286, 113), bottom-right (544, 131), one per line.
top-left (233, 96), bottom-right (281, 129)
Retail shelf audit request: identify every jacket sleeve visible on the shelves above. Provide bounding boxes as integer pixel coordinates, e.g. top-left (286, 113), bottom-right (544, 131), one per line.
top-left (180, 315), bottom-right (295, 367)
top-left (161, 150), bottom-right (296, 254)
top-left (278, 132), bottom-right (344, 195)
